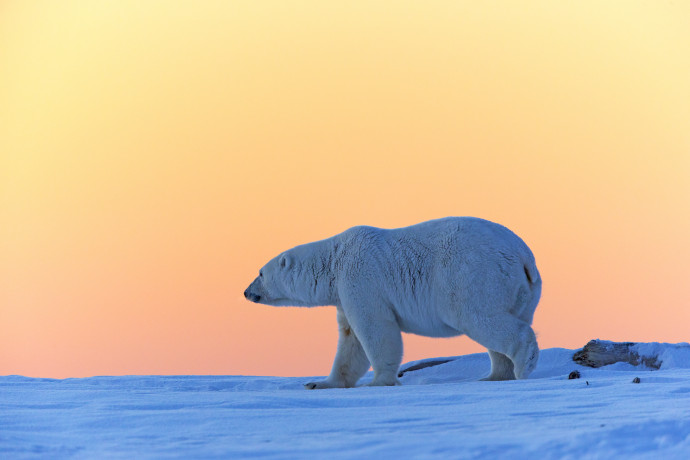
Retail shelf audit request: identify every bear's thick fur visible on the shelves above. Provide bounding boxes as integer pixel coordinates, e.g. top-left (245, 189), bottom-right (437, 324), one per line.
top-left (244, 217), bottom-right (541, 389)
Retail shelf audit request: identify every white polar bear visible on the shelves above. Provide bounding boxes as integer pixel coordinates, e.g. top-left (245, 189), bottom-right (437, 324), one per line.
top-left (244, 217), bottom-right (541, 389)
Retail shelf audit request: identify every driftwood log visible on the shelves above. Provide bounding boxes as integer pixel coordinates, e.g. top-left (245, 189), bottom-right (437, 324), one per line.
top-left (398, 339), bottom-right (685, 377)
top-left (572, 340), bottom-right (661, 369)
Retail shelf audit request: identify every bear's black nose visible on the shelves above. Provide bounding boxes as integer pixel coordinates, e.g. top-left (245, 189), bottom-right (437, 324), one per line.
top-left (244, 290), bottom-right (261, 302)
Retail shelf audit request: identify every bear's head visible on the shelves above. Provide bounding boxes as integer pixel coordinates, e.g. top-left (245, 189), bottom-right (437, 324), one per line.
top-left (244, 245), bottom-right (331, 307)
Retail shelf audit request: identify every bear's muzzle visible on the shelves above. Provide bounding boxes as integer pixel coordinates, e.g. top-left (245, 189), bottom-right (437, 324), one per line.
top-left (244, 289), bottom-right (261, 303)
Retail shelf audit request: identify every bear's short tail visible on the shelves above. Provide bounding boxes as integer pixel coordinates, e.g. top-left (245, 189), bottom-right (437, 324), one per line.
top-left (522, 255), bottom-right (540, 285)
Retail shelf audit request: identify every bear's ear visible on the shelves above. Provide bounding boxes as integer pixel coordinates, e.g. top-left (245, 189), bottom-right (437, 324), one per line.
top-left (279, 254), bottom-right (293, 270)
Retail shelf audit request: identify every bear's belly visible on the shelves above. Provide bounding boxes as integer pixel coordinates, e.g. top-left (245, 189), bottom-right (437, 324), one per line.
top-left (396, 313), bottom-right (461, 338)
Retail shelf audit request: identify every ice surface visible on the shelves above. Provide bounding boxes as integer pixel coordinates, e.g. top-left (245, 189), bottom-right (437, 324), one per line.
top-left (2, 346), bottom-right (690, 459)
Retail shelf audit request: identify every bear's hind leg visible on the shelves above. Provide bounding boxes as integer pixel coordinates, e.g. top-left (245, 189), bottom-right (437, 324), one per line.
top-left (304, 309), bottom-right (370, 390)
top-left (480, 350), bottom-right (516, 381)
top-left (459, 311), bottom-right (539, 380)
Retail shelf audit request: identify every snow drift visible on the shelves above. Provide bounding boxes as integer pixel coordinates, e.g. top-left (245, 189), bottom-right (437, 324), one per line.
top-left (2, 344), bottom-right (690, 458)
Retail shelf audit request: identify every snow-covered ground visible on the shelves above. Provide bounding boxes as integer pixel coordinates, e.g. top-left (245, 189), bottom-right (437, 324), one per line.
top-left (2, 345), bottom-right (690, 459)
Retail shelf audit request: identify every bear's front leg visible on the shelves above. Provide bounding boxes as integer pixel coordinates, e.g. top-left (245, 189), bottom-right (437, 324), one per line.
top-left (304, 309), bottom-right (370, 390)
top-left (342, 301), bottom-right (403, 387)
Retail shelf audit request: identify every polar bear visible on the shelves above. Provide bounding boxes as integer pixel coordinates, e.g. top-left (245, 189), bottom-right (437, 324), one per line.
top-left (244, 217), bottom-right (541, 389)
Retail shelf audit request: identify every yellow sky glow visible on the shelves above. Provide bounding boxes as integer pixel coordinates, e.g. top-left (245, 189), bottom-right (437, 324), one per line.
top-left (1, 1), bottom-right (689, 378)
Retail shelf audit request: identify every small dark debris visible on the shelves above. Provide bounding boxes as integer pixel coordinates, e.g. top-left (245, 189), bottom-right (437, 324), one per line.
top-left (568, 370), bottom-right (581, 379)
top-left (586, 381), bottom-right (589, 386)
top-left (632, 377), bottom-right (641, 384)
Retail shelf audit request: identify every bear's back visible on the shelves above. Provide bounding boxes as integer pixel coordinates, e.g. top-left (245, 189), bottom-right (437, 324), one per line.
top-left (384, 217), bottom-right (527, 253)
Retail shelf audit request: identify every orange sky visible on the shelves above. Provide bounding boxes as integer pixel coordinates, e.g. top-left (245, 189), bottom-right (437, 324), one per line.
top-left (1, 1), bottom-right (689, 378)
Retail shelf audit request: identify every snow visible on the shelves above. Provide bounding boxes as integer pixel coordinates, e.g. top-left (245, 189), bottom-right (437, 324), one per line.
top-left (633, 342), bottom-right (690, 370)
top-left (2, 346), bottom-right (690, 459)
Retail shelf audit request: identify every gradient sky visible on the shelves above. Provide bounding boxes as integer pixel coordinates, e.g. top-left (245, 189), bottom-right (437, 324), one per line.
top-left (1, 1), bottom-right (689, 378)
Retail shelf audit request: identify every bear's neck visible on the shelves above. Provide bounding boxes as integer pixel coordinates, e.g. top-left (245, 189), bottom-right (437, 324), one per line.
top-left (303, 236), bottom-right (343, 307)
